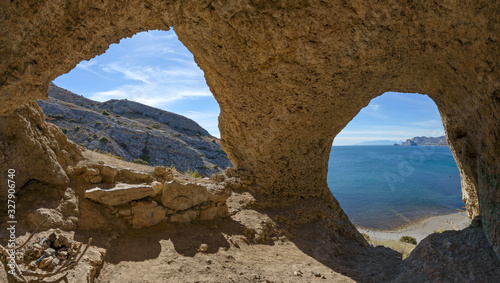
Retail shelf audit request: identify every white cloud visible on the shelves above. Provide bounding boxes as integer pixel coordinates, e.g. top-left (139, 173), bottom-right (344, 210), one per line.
top-left (89, 58), bottom-right (211, 107)
top-left (369, 104), bottom-right (381, 111)
top-left (76, 59), bottom-right (111, 80)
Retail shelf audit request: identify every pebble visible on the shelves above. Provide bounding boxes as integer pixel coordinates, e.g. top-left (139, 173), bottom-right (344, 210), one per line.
top-left (198, 244), bottom-right (208, 252)
top-left (311, 271), bottom-right (322, 277)
top-left (44, 248), bottom-right (56, 257)
top-left (57, 251), bottom-right (68, 260)
top-left (293, 270), bottom-right (303, 277)
top-left (39, 256), bottom-right (54, 269)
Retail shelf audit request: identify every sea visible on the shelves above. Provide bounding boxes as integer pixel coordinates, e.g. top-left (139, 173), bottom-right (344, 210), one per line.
top-left (327, 145), bottom-right (464, 230)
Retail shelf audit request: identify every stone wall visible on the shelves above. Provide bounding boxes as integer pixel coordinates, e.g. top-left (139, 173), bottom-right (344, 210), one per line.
top-left (0, 1), bottom-right (498, 255)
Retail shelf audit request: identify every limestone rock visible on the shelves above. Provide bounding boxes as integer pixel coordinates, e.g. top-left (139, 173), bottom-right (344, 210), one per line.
top-left (170, 210), bottom-right (198, 223)
top-left (85, 183), bottom-right (155, 206)
top-left (100, 165), bottom-right (118, 183)
top-left (150, 181), bottom-right (164, 197)
top-left (394, 226), bottom-right (500, 282)
top-left (130, 201), bottom-right (166, 229)
top-left (199, 204), bottom-right (229, 221)
top-left (39, 256), bottom-right (54, 269)
top-left (89, 175), bottom-right (102, 184)
top-left (154, 166), bottom-right (174, 182)
top-left (1, 0), bottom-right (500, 264)
top-left (161, 181), bottom-right (210, 211)
top-left (27, 208), bottom-right (77, 230)
top-left (118, 168), bottom-right (153, 183)
top-left (0, 104), bottom-right (81, 203)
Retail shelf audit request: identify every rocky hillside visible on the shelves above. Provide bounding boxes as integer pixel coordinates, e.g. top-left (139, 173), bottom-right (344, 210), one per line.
top-left (36, 83), bottom-right (232, 176)
top-left (395, 136), bottom-right (447, 146)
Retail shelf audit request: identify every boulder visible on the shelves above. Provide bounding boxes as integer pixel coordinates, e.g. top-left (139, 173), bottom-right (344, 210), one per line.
top-left (100, 165), bottom-right (118, 183)
top-left (161, 181), bottom-right (210, 211)
top-left (130, 201), bottom-right (166, 229)
top-left (85, 183), bottom-right (155, 206)
top-left (118, 168), bottom-right (153, 183)
top-left (154, 166), bottom-right (174, 182)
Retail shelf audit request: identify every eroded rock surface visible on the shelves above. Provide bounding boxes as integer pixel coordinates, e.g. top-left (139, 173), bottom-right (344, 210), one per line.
top-left (0, 0), bottom-right (499, 281)
top-left (85, 183), bottom-right (156, 206)
top-left (395, 221), bottom-right (500, 282)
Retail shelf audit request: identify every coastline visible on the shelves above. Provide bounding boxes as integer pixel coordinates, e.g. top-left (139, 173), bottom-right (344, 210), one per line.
top-left (357, 211), bottom-right (470, 243)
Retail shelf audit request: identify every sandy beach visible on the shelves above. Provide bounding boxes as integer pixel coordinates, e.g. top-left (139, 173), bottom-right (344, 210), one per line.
top-left (357, 211), bottom-right (470, 243)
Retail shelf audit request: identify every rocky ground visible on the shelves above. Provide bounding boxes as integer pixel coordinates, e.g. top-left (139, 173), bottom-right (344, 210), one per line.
top-left (1, 149), bottom-right (498, 283)
top-left (36, 83), bottom-right (232, 176)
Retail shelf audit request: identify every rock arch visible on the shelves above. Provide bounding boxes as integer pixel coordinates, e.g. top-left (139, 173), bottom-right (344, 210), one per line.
top-left (1, 0), bottom-right (498, 256)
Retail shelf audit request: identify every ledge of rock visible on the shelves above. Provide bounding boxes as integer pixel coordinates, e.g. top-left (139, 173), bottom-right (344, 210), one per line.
top-left (85, 183), bottom-right (155, 206)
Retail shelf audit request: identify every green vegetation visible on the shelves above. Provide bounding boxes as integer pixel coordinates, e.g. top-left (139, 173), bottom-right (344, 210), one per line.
top-left (433, 229), bottom-right (445, 234)
top-left (133, 158), bottom-right (148, 165)
top-left (169, 164), bottom-right (176, 171)
top-left (55, 114), bottom-right (64, 119)
top-left (212, 139), bottom-right (216, 143)
top-left (146, 126), bottom-right (152, 130)
top-left (48, 113), bottom-right (53, 118)
top-left (212, 165), bottom-right (219, 169)
top-left (400, 236), bottom-right (417, 245)
top-left (87, 137), bottom-right (93, 141)
top-left (196, 131), bottom-right (201, 137)
top-left (93, 134), bottom-right (98, 138)
top-left (101, 110), bottom-right (110, 116)
top-left (197, 146), bottom-right (207, 150)
top-left (62, 128), bottom-right (68, 134)
top-left (139, 153), bottom-right (150, 162)
top-left (74, 126), bottom-right (81, 131)
top-left (172, 133), bottom-right (180, 138)
top-left (151, 124), bottom-right (160, 129)
top-left (199, 153), bottom-right (206, 157)
top-left (99, 136), bottom-right (110, 142)
top-left (69, 118), bottom-right (76, 122)
top-left (184, 169), bottom-right (202, 178)
top-left (95, 122), bottom-right (102, 126)
top-left (115, 114), bottom-right (121, 117)
top-left (104, 152), bottom-right (122, 160)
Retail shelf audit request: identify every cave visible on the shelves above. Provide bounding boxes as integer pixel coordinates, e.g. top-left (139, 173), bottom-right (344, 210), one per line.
top-left (1, 1), bottom-right (498, 281)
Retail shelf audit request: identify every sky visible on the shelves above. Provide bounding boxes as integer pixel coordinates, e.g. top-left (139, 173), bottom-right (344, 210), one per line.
top-left (54, 29), bottom-right (445, 144)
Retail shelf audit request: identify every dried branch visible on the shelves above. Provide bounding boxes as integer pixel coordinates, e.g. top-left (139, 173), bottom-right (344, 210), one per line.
top-left (58, 238), bottom-right (92, 272)
top-left (16, 219), bottom-right (48, 250)
top-left (0, 244), bottom-right (29, 283)
top-left (22, 238), bottom-right (92, 278)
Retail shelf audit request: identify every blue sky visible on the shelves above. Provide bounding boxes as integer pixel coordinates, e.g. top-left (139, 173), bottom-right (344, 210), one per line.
top-left (54, 29), bottom-right (445, 144)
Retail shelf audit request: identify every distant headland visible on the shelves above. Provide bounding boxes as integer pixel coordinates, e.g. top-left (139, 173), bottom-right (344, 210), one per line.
top-left (394, 136), bottom-right (447, 146)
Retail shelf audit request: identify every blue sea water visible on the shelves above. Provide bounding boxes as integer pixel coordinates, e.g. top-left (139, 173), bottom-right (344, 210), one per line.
top-left (327, 146), bottom-right (463, 230)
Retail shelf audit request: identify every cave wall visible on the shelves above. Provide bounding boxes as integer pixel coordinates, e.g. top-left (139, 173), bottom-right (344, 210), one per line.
top-left (0, 0), bottom-right (498, 254)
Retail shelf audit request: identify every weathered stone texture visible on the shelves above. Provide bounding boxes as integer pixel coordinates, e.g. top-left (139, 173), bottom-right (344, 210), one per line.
top-left (0, 0), bottom-right (498, 256)
top-left (85, 183), bottom-right (155, 206)
top-left (0, 103), bottom-right (81, 202)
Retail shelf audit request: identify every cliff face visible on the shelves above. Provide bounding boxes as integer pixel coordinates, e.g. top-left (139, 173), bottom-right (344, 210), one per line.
top-left (398, 136), bottom-right (447, 146)
top-left (37, 84), bottom-right (232, 176)
top-left (0, 1), bottom-right (499, 281)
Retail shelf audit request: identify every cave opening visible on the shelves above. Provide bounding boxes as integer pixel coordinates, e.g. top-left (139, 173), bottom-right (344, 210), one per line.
top-left (43, 29), bottom-right (232, 176)
top-left (329, 92), bottom-right (468, 247)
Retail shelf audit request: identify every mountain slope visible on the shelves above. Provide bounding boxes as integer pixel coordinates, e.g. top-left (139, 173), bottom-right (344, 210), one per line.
top-left (37, 83), bottom-right (232, 176)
